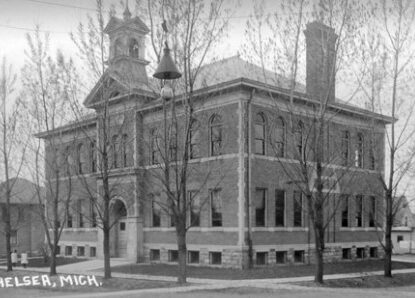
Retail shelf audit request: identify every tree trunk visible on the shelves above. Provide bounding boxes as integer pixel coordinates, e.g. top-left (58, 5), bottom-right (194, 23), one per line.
top-left (5, 227), bottom-right (12, 271)
top-left (314, 226), bottom-right (324, 283)
top-left (49, 252), bottom-right (57, 275)
top-left (177, 227), bottom-right (187, 284)
top-left (384, 191), bottom-right (393, 277)
top-left (103, 226), bottom-right (111, 279)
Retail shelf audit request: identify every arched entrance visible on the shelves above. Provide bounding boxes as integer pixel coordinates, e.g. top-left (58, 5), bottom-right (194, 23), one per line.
top-left (110, 199), bottom-right (128, 258)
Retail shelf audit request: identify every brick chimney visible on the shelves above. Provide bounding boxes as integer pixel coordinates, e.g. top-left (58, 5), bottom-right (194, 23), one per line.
top-left (304, 21), bottom-right (338, 103)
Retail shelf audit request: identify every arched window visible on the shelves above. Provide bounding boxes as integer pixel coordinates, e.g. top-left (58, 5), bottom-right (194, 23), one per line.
top-left (112, 135), bottom-right (119, 168)
top-left (122, 134), bottom-right (129, 167)
top-left (294, 121), bottom-right (304, 160)
top-left (151, 129), bottom-right (160, 164)
top-left (254, 113), bottom-right (266, 155)
top-left (114, 38), bottom-right (122, 56)
top-left (274, 117), bottom-right (285, 158)
top-left (129, 39), bottom-right (139, 58)
top-left (64, 146), bottom-right (71, 175)
top-left (190, 119), bottom-right (200, 159)
top-left (77, 143), bottom-right (87, 174)
top-left (90, 140), bottom-right (96, 172)
top-left (341, 131), bottom-right (350, 166)
top-left (209, 114), bottom-right (222, 156)
top-left (369, 139), bottom-right (375, 170)
top-left (355, 133), bottom-right (364, 168)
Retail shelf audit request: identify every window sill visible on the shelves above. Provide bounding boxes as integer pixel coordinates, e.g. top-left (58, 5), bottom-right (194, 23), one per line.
top-left (339, 227), bottom-right (378, 231)
top-left (251, 227), bottom-right (309, 232)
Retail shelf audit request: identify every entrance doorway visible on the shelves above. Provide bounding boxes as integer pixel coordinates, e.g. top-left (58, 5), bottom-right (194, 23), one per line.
top-left (110, 199), bottom-right (128, 258)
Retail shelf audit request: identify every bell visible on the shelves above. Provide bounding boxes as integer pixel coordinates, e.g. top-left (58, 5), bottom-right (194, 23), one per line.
top-left (153, 43), bottom-right (182, 80)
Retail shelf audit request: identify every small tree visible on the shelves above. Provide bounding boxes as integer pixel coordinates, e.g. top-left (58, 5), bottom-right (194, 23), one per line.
top-left (21, 28), bottom-right (77, 275)
top-left (0, 57), bottom-right (27, 271)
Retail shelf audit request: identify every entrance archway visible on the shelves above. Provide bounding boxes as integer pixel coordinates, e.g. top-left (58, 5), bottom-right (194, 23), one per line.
top-left (110, 198), bottom-right (128, 258)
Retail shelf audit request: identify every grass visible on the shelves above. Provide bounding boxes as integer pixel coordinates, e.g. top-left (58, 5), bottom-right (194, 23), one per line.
top-left (0, 269), bottom-right (179, 293)
top-left (19, 256), bottom-right (87, 268)
top-left (299, 272), bottom-right (415, 288)
top-left (111, 260), bottom-right (415, 280)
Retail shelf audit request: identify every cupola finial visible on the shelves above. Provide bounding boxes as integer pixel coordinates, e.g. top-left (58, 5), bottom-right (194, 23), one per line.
top-left (123, 0), bottom-right (132, 20)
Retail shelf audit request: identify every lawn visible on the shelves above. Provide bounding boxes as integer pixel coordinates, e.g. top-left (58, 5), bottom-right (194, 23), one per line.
top-left (111, 260), bottom-right (415, 280)
top-left (19, 257), bottom-right (87, 268)
top-left (299, 272), bottom-right (415, 288)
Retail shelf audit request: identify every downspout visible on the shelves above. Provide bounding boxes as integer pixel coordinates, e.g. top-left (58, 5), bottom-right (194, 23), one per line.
top-left (246, 88), bottom-right (255, 268)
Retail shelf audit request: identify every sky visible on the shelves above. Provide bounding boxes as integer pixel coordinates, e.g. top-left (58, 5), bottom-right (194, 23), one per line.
top-left (0, 0), bottom-right (250, 70)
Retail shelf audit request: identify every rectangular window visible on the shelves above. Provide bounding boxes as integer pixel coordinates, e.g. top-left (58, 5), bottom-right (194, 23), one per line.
top-left (120, 222), bottom-right (126, 231)
top-left (90, 200), bottom-right (97, 228)
top-left (293, 191), bottom-right (303, 227)
top-left (369, 196), bottom-right (376, 227)
top-left (55, 245), bottom-right (61, 255)
top-left (370, 247), bottom-right (378, 258)
top-left (276, 251), bottom-right (287, 264)
top-left (77, 246), bottom-right (85, 257)
top-left (189, 191), bottom-right (200, 227)
top-left (90, 247), bottom-right (96, 257)
top-left (355, 195), bottom-right (363, 227)
top-left (10, 230), bottom-right (17, 245)
top-left (150, 249), bottom-right (160, 261)
top-left (67, 212), bottom-right (73, 228)
top-left (397, 235), bottom-right (404, 242)
top-left (342, 248), bottom-right (351, 259)
top-left (168, 250), bottom-right (178, 262)
top-left (294, 250), bottom-right (305, 263)
top-left (209, 252), bottom-right (222, 265)
top-left (77, 200), bottom-right (84, 228)
top-left (255, 188), bottom-right (266, 227)
top-left (275, 189), bottom-right (285, 227)
top-left (211, 189), bottom-right (222, 227)
top-left (356, 247), bottom-right (365, 259)
top-left (65, 246), bottom-right (72, 256)
top-left (256, 252), bottom-right (268, 265)
top-left (188, 251), bottom-right (200, 264)
top-left (152, 196), bottom-right (161, 227)
top-left (341, 195), bottom-right (349, 227)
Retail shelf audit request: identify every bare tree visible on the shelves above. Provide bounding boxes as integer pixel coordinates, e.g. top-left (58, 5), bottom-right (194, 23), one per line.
top-left (357, 0), bottom-right (415, 277)
top-left (145, 0), bottom-right (231, 284)
top-left (21, 28), bottom-right (77, 275)
top-left (0, 57), bottom-right (27, 271)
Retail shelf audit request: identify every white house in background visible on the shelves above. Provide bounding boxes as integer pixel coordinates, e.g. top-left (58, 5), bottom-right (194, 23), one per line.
top-left (392, 196), bottom-right (415, 254)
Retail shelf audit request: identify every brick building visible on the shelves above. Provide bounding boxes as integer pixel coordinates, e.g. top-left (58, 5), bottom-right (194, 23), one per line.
top-left (0, 178), bottom-right (44, 257)
top-left (37, 11), bottom-right (391, 267)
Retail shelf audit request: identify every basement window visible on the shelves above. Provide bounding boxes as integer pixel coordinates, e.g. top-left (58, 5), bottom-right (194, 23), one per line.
top-left (256, 252), bottom-right (268, 265)
top-left (209, 252), bottom-right (222, 265)
top-left (276, 251), bottom-right (287, 264)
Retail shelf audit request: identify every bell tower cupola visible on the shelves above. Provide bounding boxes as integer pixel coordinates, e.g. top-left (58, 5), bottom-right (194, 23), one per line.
top-left (104, 2), bottom-right (150, 84)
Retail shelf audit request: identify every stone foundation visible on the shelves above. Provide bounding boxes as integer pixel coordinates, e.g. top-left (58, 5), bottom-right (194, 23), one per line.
top-left (142, 244), bottom-right (384, 268)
